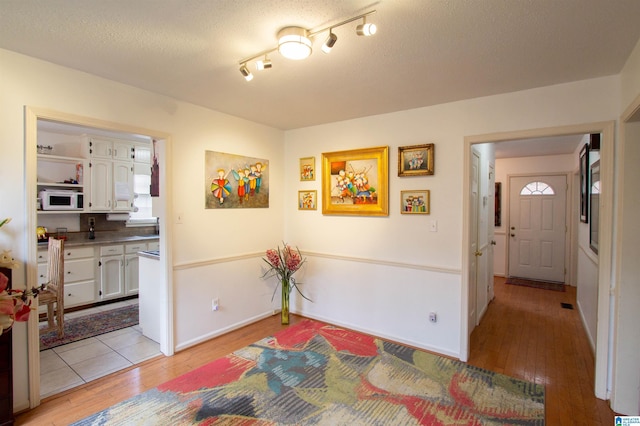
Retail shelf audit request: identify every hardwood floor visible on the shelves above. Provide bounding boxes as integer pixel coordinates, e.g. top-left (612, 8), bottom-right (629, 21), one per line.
top-left (469, 276), bottom-right (616, 425)
top-left (16, 277), bottom-right (616, 425)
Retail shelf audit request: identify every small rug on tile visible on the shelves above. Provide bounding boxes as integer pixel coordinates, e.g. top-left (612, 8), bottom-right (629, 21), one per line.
top-left (506, 276), bottom-right (565, 292)
top-left (72, 319), bottom-right (545, 425)
top-left (40, 304), bottom-right (138, 351)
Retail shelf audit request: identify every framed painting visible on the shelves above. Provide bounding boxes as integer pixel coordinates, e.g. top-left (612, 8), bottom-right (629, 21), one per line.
top-left (398, 144), bottom-right (434, 176)
top-left (204, 151), bottom-right (269, 209)
top-left (298, 190), bottom-right (317, 210)
top-left (400, 190), bottom-right (430, 214)
top-left (494, 182), bottom-right (502, 226)
top-left (579, 143), bottom-right (589, 223)
top-left (299, 157), bottom-right (315, 181)
top-left (589, 160), bottom-right (600, 254)
top-left (321, 146), bottom-right (389, 216)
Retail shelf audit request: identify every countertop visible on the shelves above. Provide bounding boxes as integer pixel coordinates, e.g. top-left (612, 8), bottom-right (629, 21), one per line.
top-left (38, 234), bottom-right (159, 248)
top-left (138, 250), bottom-right (160, 260)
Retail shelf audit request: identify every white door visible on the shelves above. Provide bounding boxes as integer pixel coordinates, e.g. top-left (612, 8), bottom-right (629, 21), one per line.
top-left (468, 151), bottom-right (480, 333)
top-left (508, 175), bottom-right (567, 282)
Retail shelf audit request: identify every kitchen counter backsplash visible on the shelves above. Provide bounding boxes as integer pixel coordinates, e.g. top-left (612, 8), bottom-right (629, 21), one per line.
top-left (39, 213), bottom-right (159, 246)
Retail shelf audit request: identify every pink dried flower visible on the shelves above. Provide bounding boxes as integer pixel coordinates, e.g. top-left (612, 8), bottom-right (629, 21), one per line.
top-left (262, 242), bottom-right (311, 302)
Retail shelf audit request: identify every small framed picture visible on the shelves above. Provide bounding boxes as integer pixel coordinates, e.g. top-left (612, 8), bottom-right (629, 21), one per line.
top-left (300, 157), bottom-right (315, 181)
top-left (400, 190), bottom-right (430, 214)
top-left (398, 144), bottom-right (434, 176)
top-left (298, 190), bottom-right (317, 210)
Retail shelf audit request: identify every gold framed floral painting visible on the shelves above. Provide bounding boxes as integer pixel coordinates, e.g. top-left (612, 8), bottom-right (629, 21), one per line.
top-left (298, 190), bottom-right (317, 210)
top-left (321, 146), bottom-right (388, 216)
top-left (398, 144), bottom-right (434, 176)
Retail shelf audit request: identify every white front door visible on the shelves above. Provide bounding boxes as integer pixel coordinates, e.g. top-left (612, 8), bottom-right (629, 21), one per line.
top-left (508, 175), bottom-right (567, 282)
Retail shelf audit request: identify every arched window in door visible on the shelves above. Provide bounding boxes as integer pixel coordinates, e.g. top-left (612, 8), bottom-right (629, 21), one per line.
top-left (520, 181), bottom-right (555, 195)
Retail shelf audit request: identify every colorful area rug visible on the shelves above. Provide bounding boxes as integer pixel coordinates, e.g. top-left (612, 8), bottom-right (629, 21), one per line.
top-left (506, 276), bottom-right (565, 292)
top-left (73, 319), bottom-right (545, 425)
top-left (40, 304), bottom-right (138, 351)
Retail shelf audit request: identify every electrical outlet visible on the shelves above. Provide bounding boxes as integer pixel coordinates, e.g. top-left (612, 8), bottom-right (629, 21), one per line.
top-left (88, 217), bottom-right (96, 227)
top-left (212, 298), bottom-right (219, 311)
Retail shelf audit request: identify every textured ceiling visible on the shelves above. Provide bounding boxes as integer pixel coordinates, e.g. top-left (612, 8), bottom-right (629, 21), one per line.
top-left (1, 0), bottom-right (640, 132)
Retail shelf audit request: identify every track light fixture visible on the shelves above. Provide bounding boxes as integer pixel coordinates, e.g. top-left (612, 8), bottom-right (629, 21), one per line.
top-left (356, 16), bottom-right (377, 36)
top-left (238, 9), bottom-right (376, 81)
top-left (322, 30), bottom-right (338, 54)
top-left (256, 56), bottom-right (272, 70)
top-left (239, 63), bottom-right (253, 81)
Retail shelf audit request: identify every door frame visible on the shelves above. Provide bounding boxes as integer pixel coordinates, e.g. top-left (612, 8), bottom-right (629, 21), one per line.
top-left (461, 121), bottom-right (615, 401)
top-left (506, 173), bottom-right (570, 283)
top-left (24, 107), bottom-right (175, 407)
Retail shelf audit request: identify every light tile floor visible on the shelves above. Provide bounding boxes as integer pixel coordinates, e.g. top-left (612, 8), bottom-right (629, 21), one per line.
top-left (40, 299), bottom-right (161, 398)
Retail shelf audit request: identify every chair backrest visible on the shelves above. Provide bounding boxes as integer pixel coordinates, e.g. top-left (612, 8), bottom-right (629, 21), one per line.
top-left (47, 238), bottom-right (64, 302)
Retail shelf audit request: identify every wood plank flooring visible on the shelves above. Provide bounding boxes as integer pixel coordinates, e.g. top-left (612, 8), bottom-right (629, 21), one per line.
top-left (16, 277), bottom-right (616, 425)
top-left (469, 276), bottom-right (616, 425)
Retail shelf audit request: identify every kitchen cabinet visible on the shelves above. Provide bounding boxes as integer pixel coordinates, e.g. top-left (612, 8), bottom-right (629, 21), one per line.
top-left (98, 245), bottom-right (125, 300)
top-left (133, 143), bottom-right (152, 164)
top-left (124, 242), bottom-right (147, 295)
top-left (86, 136), bottom-right (134, 162)
top-left (86, 136), bottom-right (134, 212)
top-left (37, 246), bottom-right (96, 309)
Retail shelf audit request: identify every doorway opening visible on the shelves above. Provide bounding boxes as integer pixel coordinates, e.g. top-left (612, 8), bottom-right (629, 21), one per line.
top-left (25, 108), bottom-right (173, 408)
top-left (462, 121), bottom-right (615, 402)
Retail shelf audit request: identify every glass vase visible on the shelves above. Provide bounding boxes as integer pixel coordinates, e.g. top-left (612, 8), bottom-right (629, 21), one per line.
top-left (281, 278), bottom-right (290, 325)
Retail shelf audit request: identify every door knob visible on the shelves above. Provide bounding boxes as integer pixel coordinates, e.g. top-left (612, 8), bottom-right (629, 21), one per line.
top-left (474, 251), bottom-right (483, 256)
top-left (510, 226), bottom-right (515, 230)
top-left (490, 240), bottom-right (496, 245)
top-left (510, 233), bottom-right (516, 237)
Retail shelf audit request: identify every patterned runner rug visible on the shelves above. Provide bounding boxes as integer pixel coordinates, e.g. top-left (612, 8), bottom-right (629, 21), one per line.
top-left (40, 304), bottom-right (139, 351)
top-left (73, 319), bottom-right (545, 425)
top-left (506, 276), bottom-right (565, 292)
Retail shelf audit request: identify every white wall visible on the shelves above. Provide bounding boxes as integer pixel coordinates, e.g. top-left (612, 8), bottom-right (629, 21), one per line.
top-left (0, 48), bottom-right (285, 411)
top-left (284, 75), bottom-right (620, 360)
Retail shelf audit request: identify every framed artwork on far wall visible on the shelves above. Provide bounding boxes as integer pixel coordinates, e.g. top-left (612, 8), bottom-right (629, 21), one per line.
top-left (299, 157), bottom-right (315, 181)
top-left (589, 160), bottom-right (600, 253)
top-left (298, 190), bottom-right (317, 210)
top-left (400, 190), bottom-right (430, 214)
top-left (321, 146), bottom-right (389, 216)
top-left (579, 143), bottom-right (589, 223)
top-left (398, 144), bottom-right (434, 176)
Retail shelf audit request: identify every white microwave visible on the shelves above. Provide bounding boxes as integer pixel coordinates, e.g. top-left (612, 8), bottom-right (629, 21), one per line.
top-left (39, 190), bottom-right (84, 211)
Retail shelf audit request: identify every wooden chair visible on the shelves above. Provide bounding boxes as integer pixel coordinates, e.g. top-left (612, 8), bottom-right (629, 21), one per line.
top-left (38, 238), bottom-right (64, 337)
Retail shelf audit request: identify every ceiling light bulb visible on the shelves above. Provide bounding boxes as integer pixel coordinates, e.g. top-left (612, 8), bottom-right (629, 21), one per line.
top-left (356, 21), bottom-right (377, 36)
top-left (239, 64), bottom-right (253, 81)
top-left (256, 58), bottom-right (272, 70)
top-left (322, 31), bottom-right (338, 54)
top-left (278, 27), bottom-right (312, 60)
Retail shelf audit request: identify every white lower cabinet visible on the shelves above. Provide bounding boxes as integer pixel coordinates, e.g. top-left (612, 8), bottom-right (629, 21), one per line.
top-left (99, 245), bottom-right (125, 300)
top-left (38, 239), bottom-right (157, 307)
top-left (37, 246), bottom-right (96, 310)
top-left (124, 242), bottom-right (147, 295)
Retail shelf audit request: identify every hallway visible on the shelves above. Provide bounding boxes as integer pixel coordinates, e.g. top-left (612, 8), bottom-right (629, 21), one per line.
top-left (469, 277), bottom-right (616, 424)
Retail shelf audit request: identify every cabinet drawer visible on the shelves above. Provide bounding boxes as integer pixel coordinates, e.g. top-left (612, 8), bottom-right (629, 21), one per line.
top-left (37, 263), bottom-right (48, 286)
top-left (125, 242), bottom-right (147, 253)
top-left (37, 250), bottom-right (47, 263)
top-left (65, 246), bottom-right (94, 259)
top-left (100, 245), bottom-right (124, 256)
top-left (64, 281), bottom-right (95, 308)
top-left (147, 241), bottom-right (159, 251)
top-left (65, 258), bottom-right (95, 282)
top-left (60, 246), bottom-right (94, 260)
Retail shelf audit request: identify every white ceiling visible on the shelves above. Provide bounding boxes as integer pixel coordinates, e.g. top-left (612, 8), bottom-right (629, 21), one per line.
top-left (1, 1), bottom-right (638, 156)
